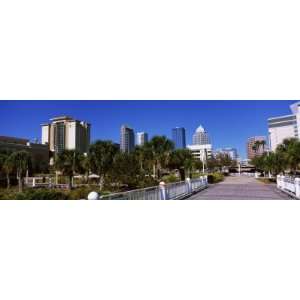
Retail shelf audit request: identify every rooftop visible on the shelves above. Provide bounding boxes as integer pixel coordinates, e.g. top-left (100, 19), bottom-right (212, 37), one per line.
top-left (195, 125), bottom-right (205, 133)
top-left (50, 116), bottom-right (73, 121)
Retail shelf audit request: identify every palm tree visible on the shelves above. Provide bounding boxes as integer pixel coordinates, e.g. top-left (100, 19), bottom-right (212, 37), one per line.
top-left (276, 138), bottom-right (300, 174)
top-left (54, 150), bottom-right (83, 190)
top-left (252, 141), bottom-right (261, 155)
top-left (146, 136), bottom-right (174, 179)
top-left (88, 140), bottom-right (119, 190)
top-left (261, 140), bottom-right (266, 152)
top-left (134, 145), bottom-right (152, 172)
top-left (80, 155), bottom-right (90, 184)
top-left (168, 149), bottom-right (193, 180)
top-left (3, 155), bottom-right (14, 189)
top-left (9, 151), bottom-right (31, 192)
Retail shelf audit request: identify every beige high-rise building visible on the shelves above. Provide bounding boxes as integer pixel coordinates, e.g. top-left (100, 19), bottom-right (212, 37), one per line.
top-left (41, 116), bottom-right (90, 155)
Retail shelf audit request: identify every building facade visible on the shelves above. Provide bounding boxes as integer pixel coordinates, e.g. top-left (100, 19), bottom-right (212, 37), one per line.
top-left (214, 148), bottom-right (238, 160)
top-left (120, 125), bottom-right (135, 153)
top-left (192, 125), bottom-right (210, 145)
top-left (268, 102), bottom-right (300, 151)
top-left (187, 144), bottom-right (212, 162)
top-left (247, 136), bottom-right (266, 160)
top-left (172, 127), bottom-right (186, 149)
top-left (136, 132), bottom-right (148, 146)
top-left (0, 136), bottom-right (49, 172)
top-left (41, 116), bottom-right (91, 155)
top-left (187, 125), bottom-right (212, 162)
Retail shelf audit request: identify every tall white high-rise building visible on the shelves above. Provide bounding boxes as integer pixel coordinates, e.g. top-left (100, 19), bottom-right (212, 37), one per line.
top-left (192, 125), bottom-right (210, 145)
top-left (187, 125), bottom-right (212, 162)
top-left (120, 125), bottom-right (135, 153)
top-left (268, 102), bottom-right (300, 151)
top-left (41, 116), bottom-right (90, 155)
top-left (136, 132), bottom-right (148, 146)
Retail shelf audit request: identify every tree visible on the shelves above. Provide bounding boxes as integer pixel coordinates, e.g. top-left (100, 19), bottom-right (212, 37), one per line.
top-left (193, 159), bottom-right (204, 173)
top-left (145, 136), bottom-right (174, 179)
top-left (276, 138), bottom-right (300, 174)
top-left (252, 140), bottom-right (266, 156)
top-left (168, 149), bottom-right (194, 180)
top-left (110, 152), bottom-right (141, 189)
top-left (215, 153), bottom-right (233, 170)
top-left (134, 145), bottom-right (153, 173)
top-left (9, 151), bottom-right (31, 192)
top-left (80, 155), bottom-right (90, 184)
top-left (207, 155), bottom-right (218, 172)
top-left (54, 150), bottom-right (83, 190)
top-left (3, 155), bottom-right (14, 189)
top-left (88, 140), bottom-right (119, 190)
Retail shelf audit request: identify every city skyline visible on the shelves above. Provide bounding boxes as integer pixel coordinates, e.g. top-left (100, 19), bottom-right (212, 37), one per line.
top-left (0, 100), bottom-right (296, 158)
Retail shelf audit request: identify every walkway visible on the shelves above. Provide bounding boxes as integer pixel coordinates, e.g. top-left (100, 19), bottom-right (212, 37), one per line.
top-left (187, 175), bottom-right (292, 200)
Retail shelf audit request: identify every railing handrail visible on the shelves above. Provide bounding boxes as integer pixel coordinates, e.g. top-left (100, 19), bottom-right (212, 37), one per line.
top-left (99, 176), bottom-right (207, 200)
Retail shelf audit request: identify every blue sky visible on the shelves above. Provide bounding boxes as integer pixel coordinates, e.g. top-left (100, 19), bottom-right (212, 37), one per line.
top-left (0, 100), bottom-right (296, 158)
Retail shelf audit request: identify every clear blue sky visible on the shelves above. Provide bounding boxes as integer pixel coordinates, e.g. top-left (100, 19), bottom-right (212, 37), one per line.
top-left (0, 100), bottom-right (296, 159)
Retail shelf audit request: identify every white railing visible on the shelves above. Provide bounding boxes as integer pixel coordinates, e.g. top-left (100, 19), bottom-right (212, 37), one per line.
top-left (95, 176), bottom-right (208, 200)
top-left (277, 175), bottom-right (300, 198)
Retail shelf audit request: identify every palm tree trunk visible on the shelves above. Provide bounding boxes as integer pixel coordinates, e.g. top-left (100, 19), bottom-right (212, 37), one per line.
top-left (153, 164), bottom-right (156, 178)
top-left (179, 169), bottom-right (185, 181)
top-left (6, 174), bottom-right (10, 189)
top-left (18, 172), bottom-right (23, 192)
top-left (99, 175), bottom-right (104, 190)
top-left (68, 175), bottom-right (72, 190)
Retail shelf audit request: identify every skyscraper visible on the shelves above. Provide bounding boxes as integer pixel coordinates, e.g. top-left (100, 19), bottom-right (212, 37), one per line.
top-left (136, 132), bottom-right (148, 146)
top-left (120, 125), bottom-right (135, 153)
top-left (247, 136), bottom-right (266, 160)
top-left (192, 125), bottom-right (210, 145)
top-left (187, 125), bottom-right (212, 162)
top-left (268, 101), bottom-right (300, 151)
top-left (41, 116), bottom-right (90, 155)
top-left (172, 127), bottom-right (186, 149)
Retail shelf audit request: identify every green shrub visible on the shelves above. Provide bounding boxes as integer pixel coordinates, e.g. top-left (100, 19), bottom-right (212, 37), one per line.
top-left (207, 173), bottom-right (224, 184)
top-left (67, 186), bottom-right (98, 199)
top-left (15, 189), bottom-right (68, 200)
top-left (162, 174), bottom-right (179, 183)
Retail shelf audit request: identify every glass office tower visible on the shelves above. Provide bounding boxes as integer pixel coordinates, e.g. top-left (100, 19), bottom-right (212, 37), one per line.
top-left (172, 127), bottom-right (186, 149)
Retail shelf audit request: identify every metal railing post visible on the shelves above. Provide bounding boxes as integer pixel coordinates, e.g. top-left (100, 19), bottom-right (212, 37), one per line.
top-left (277, 175), bottom-right (281, 189)
top-left (295, 178), bottom-right (300, 198)
top-left (185, 177), bottom-right (192, 194)
top-left (159, 181), bottom-right (168, 200)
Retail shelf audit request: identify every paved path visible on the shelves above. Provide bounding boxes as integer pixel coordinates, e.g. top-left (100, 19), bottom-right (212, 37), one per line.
top-left (188, 176), bottom-right (292, 200)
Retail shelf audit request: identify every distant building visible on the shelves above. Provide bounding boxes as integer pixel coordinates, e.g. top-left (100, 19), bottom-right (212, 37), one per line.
top-left (0, 136), bottom-right (49, 171)
top-left (136, 132), bottom-right (148, 146)
top-left (215, 148), bottom-right (238, 160)
top-left (172, 127), bottom-right (186, 149)
top-left (268, 102), bottom-right (300, 151)
top-left (240, 158), bottom-right (252, 167)
top-left (247, 136), bottom-right (266, 160)
top-left (41, 116), bottom-right (90, 155)
top-left (120, 125), bottom-right (135, 153)
top-left (187, 125), bottom-right (212, 162)
top-left (192, 125), bottom-right (210, 145)
top-left (187, 144), bottom-right (212, 162)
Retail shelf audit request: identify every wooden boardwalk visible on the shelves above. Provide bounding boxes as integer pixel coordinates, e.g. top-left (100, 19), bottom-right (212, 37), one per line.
top-left (187, 176), bottom-right (292, 200)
